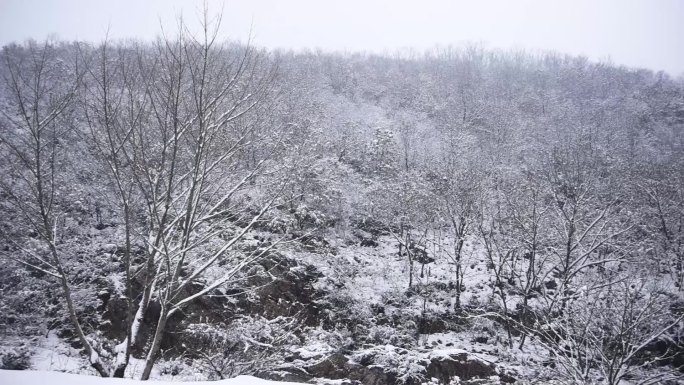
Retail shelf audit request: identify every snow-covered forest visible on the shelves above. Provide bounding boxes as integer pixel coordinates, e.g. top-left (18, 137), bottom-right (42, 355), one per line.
top-left (1, 10), bottom-right (683, 385)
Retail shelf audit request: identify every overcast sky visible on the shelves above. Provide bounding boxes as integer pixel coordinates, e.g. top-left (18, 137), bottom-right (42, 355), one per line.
top-left (0, 0), bottom-right (682, 75)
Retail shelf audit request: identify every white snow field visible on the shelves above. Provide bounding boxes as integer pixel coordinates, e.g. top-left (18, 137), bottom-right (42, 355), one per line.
top-left (0, 370), bottom-right (301, 385)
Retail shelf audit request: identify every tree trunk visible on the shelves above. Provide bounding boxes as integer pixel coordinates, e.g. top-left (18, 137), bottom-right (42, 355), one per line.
top-left (56, 261), bottom-right (109, 377)
top-left (141, 305), bottom-right (169, 380)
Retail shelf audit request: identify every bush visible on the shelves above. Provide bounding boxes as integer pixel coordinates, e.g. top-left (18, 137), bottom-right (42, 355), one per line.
top-left (182, 315), bottom-right (303, 379)
top-left (352, 345), bottom-right (428, 384)
top-left (0, 346), bottom-right (31, 370)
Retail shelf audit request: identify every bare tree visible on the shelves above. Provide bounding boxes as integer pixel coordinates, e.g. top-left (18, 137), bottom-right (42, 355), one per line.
top-left (543, 143), bottom-right (632, 314)
top-left (478, 211), bottom-right (517, 349)
top-left (0, 40), bottom-right (113, 375)
top-left (0, 7), bottom-right (294, 379)
top-left (79, 38), bottom-right (153, 377)
top-left (128, 12), bottom-right (291, 380)
top-left (498, 170), bottom-right (552, 350)
top-left (371, 170), bottom-right (434, 289)
top-left (637, 172), bottom-right (684, 290)
top-left (526, 277), bottom-right (684, 385)
top-left (432, 131), bottom-right (482, 310)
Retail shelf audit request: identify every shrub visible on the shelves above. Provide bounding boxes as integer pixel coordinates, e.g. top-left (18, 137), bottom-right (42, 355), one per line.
top-left (0, 346), bottom-right (31, 370)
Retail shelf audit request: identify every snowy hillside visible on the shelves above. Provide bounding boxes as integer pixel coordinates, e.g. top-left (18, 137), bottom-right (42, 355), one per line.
top-left (1, 6), bottom-right (684, 385)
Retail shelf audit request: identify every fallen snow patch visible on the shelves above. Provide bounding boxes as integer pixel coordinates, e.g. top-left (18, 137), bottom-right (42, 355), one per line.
top-left (0, 370), bottom-right (304, 385)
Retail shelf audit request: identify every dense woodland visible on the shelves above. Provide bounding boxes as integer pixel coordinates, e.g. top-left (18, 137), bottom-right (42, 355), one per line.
top-left (1, 16), bottom-right (683, 385)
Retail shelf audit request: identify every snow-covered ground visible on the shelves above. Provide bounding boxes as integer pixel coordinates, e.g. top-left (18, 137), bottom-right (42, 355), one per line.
top-left (0, 370), bottom-right (302, 385)
top-left (3, 227), bottom-right (679, 384)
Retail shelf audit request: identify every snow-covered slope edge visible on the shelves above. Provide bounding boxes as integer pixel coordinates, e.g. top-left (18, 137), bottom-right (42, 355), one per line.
top-left (0, 370), bottom-right (302, 385)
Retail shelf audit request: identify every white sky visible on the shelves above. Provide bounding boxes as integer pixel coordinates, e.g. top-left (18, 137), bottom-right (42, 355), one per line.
top-left (0, 0), bottom-right (682, 75)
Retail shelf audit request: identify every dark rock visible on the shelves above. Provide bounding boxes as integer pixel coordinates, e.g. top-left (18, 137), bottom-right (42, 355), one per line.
top-left (472, 336), bottom-right (489, 344)
top-left (412, 245), bottom-right (433, 265)
top-left (307, 352), bottom-right (349, 379)
top-left (263, 352), bottom-right (399, 385)
top-left (270, 350), bottom-right (505, 385)
top-left (101, 295), bottom-right (128, 339)
top-left (360, 238), bottom-right (379, 248)
top-left (639, 334), bottom-right (684, 371)
top-left (97, 290), bottom-right (111, 307)
top-left (544, 280), bottom-right (558, 290)
top-left (348, 365), bottom-right (395, 385)
top-left (426, 353), bottom-right (497, 383)
top-left (418, 317), bottom-right (449, 334)
top-left (498, 371), bottom-right (517, 383)
top-left (352, 218), bottom-right (390, 236)
top-left (257, 368), bottom-right (312, 383)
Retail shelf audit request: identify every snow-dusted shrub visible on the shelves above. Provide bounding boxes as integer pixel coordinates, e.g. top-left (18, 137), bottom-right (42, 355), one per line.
top-left (531, 279), bottom-right (684, 385)
top-left (352, 345), bottom-right (428, 384)
top-left (0, 346), bottom-right (31, 370)
top-left (303, 326), bottom-right (354, 350)
top-left (364, 324), bottom-right (417, 348)
top-left (468, 317), bottom-right (500, 346)
top-left (157, 360), bottom-right (186, 377)
top-left (317, 285), bottom-right (372, 331)
top-left (182, 315), bottom-right (302, 379)
top-left (0, 267), bottom-right (51, 337)
top-left (293, 204), bottom-right (333, 230)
